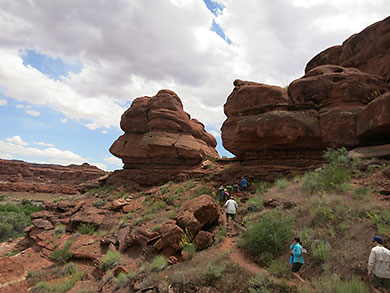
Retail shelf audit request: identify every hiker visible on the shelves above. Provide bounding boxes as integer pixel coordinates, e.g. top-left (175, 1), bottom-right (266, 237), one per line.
top-left (217, 186), bottom-right (225, 206)
top-left (224, 188), bottom-right (230, 201)
top-left (232, 183), bottom-right (240, 196)
top-left (240, 176), bottom-right (248, 191)
top-left (224, 196), bottom-right (238, 224)
top-left (290, 237), bottom-right (305, 283)
top-left (368, 235), bottom-right (390, 292)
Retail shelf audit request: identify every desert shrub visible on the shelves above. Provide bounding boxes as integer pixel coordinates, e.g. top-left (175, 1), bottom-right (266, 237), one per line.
top-left (239, 209), bottom-right (293, 264)
top-left (53, 224), bottom-right (66, 237)
top-left (254, 181), bottom-right (271, 194)
top-left (353, 186), bottom-right (372, 200)
top-left (149, 255), bottom-right (168, 272)
top-left (303, 147), bottom-right (352, 194)
top-left (114, 270), bottom-right (137, 289)
top-left (182, 243), bottom-right (197, 259)
top-left (2, 249), bottom-right (20, 257)
top-left (145, 200), bottom-right (167, 214)
top-left (100, 250), bottom-right (120, 271)
top-left (371, 209), bottom-right (390, 237)
top-left (34, 265), bottom-right (84, 293)
top-left (269, 260), bottom-right (289, 278)
top-left (302, 273), bottom-right (368, 293)
top-left (184, 179), bottom-right (195, 189)
top-left (192, 185), bottom-right (211, 197)
top-left (77, 223), bottom-right (95, 235)
top-left (275, 177), bottom-right (288, 189)
top-left (93, 199), bottom-right (107, 208)
top-left (50, 240), bottom-right (73, 264)
top-left (85, 185), bottom-right (114, 197)
top-left (246, 197), bottom-right (264, 213)
top-left (0, 202), bottom-right (42, 241)
top-left (247, 272), bottom-right (274, 293)
top-left (202, 262), bottom-right (224, 285)
top-left (311, 241), bottom-right (330, 263)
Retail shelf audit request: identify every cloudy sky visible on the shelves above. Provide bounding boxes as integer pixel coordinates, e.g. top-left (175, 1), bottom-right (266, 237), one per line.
top-left (0, 0), bottom-right (388, 170)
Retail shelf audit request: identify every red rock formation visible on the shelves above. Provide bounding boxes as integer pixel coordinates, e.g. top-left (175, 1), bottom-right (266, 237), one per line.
top-left (305, 16), bottom-right (390, 85)
top-left (0, 159), bottom-right (107, 194)
top-left (108, 89), bottom-right (218, 186)
top-left (221, 17), bottom-right (390, 180)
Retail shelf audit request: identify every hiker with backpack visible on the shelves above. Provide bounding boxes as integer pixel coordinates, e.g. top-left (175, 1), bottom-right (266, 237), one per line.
top-left (290, 237), bottom-right (305, 283)
top-left (224, 196), bottom-right (238, 224)
top-left (240, 176), bottom-right (248, 191)
top-left (368, 235), bottom-right (390, 292)
top-left (232, 183), bottom-right (240, 196)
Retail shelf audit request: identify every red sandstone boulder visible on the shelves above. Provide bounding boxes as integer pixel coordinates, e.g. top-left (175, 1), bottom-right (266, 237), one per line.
top-left (153, 220), bottom-right (183, 256)
top-left (68, 207), bottom-right (105, 230)
top-left (108, 90), bottom-right (218, 186)
top-left (175, 195), bottom-right (219, 236)
top-left (194, 230), bottom-right (214, 250)
top-left (305, 16), bottom-right (390, 85)
top-left (68, 235), bottom-right (102, 261)
top-left (357, 93), bottom-right (390, 140)
top-left (288, 65), bottom-right (383, 109)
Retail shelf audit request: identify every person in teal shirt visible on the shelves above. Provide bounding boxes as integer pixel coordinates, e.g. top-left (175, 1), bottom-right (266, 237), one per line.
top-left (290, 237), bottom-right (305, 283)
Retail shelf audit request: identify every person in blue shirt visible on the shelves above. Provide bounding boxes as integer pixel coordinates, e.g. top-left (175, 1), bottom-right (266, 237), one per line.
top-left (290, 237), bottom-right (305, 283)
top-left (240, 177), bottom-right (248, 191)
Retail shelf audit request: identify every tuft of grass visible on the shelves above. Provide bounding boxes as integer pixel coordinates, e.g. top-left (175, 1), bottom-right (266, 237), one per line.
top-left (53, 225), bottom-right (66, 237)
top-left (275, 177), bottom-right (288, 189)
top-left (2, 249), bottom-right (20, 258)
top-left (353, 186), bottom-right (372, 200)
top-left (311, 241), bottom-right (330, 264)
top-left (192, 185), bottom-right (211, 198)
top-left (246, 197), bottom-right (264, 213)
top-left (254, 181), bottom-right (271, 194)
top-left (50, 240), bottom-right (73, 264)
top-left (145, 200), bottom-right (167, 214)
top-left (202, 262), bottom-right (225, 285)
top-left (113, 270), bottom-right (137, 290)
top-left (149, 255), bottom-right (168, 272)
top-left (371, 209), bottom-right (390, 237)
top-left (247, 272), bottom-right (274, 293)
top-left (269, 260), bottom-right (289, 278)
top-left (215, 225), bottom-right (227, 244)
top-left (239, 209), bottom-right (293, 264)
top-left (76, 223), bottom-right (95, 235)
top-left (182, 243), bottom-right (197, 259)
top-left (100, 250), bottom-right (120, 271)
top-left (302, 273), bottom-right (368, 293)
top-left (184, 179), bottom-right (195, 190)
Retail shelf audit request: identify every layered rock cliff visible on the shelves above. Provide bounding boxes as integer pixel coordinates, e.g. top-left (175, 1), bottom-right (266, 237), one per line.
top-left (221, 16), bottom-right (390, 179)
top-left (108, 90), bottom-right (218, 186)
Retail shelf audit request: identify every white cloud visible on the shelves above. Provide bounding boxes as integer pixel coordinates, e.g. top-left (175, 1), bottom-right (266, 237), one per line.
top-left (16, 104), bottom-right (24, 108)
top-left (6, 135), bottom-right (28, 146)
top-left (33, 141), bottom-right (54, 147)
top-left (104, 156), bottom-right (123, 167)
top-left (0, 1), bottom-right (388, 132)
top-left (208, 130), bottom-right (221, 138)
top-left (101, 130), bottom-right (107, 134)
top-left (60, 118), bottom-right (68, 124)
top-left (0, 99), bottom-right (7, 106)
top-left (25, 109), bottom-right (40, 116)
top-left (0, 135), bottom-right (107, 170)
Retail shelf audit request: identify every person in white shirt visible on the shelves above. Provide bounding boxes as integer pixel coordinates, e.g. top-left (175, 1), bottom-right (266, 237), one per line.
top-left (224, 196), bottom-right (238, 224)
top-left (368, 235), bottom-right (390, 292)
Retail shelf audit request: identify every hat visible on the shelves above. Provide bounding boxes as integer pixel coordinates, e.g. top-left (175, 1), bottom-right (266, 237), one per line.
top-left (219, 186), bottom-right (224, 189)
top-left (372, 236), bottom-right (383, 244)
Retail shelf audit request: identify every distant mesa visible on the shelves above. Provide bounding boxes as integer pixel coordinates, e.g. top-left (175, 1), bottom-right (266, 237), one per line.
top-left (220, 16), bottom-right (390, 180)
top-left (108, 89), bottom-right (219, 186)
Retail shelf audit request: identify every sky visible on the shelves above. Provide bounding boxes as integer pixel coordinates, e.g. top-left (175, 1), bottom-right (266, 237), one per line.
top-left (0, 0), bottom-right (388, 171)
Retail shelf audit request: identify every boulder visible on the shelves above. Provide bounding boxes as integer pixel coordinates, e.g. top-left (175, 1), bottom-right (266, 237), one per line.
top-left (175, 195), bottom-right (219, 236)
top-left (108, 89), bottom-right (218, 186)
top-left (305, 16), bottom-right (390, 84)
top-left (68, 235), bottom-right (102, 261)
top-left (194, 231), bottom-right (214, 250)
top-left (153, 220), bottom-right (183, 256)
top-left (69, 207), bottom-right (105, 231)
top-left (348, 145), bottom-right (390, 159)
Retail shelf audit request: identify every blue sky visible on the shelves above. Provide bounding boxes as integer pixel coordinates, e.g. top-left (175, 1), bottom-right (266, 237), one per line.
top-left (0, 0), bottom-right (233, 170)
top-left (0, 0), bottom-right (388, 170)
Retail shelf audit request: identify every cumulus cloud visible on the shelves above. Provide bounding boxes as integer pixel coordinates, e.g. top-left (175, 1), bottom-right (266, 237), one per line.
top-left (33, 141), bottom-right (54, 147)
top-left (104, 156), bottom-right (123, 168)
top-left (0, 135), bottom-right (106, 170)
top-left (25, 109), bottom-right (40, 116)
top-left (0, 0), bottom-right (388, 133)
top-left (0, 99), bottom-right (7, 106)
top-left (6, 135), bottom-right (28, 146)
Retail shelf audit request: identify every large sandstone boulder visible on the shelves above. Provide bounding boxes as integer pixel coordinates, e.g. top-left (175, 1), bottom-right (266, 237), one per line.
top-left (108, 90), bottom-right (218, 186)
top-left (305, 16), bottom-right (390, 85)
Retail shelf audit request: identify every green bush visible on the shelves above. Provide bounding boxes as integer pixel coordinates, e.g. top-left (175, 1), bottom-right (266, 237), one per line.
top-left (302, 273), bottom-right (368, 293)
top-left (254, 181), bottom-right (271, 194)
top-left (184, 179), bottom-right (195, 190)
top-left (303, 147), bottom-right (352, 194)
top-left (100, 250), bottom-right (120, 271)
top-left (246, 197), bottom-right (264, 213)
top-left (149, 255), bottom-right (168, 272)
top-left (53, 225), bottom-right (66, 237)
top-left (239, 209), bottom-right (293, 264)
top-left (0, 202), bottom-right (42, 241)
top-left (311, 241), bottom-right (330, 263)
top-left (372, 209), bottom-right (390, 237)
top-left (192, 185), bottom-right (211, 197)
top-left (202, 262), bottom-right (224, 285)
top-left (182, 243), bottom-right (196, 259)
top-left (275, 177), bottom-right (288, 189)
top-left (353, 187), bottom-right (372, 200)
top-left (247, 272), bottom-right (274, 293)
top-left (114, 270), bottom-right (137, 289)
top-left (50, 240), bottom-right (73, 264)
top-left (269, 260), bottom-right (289, 278)
top-left (77, 223), bottom-right (95, 235)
